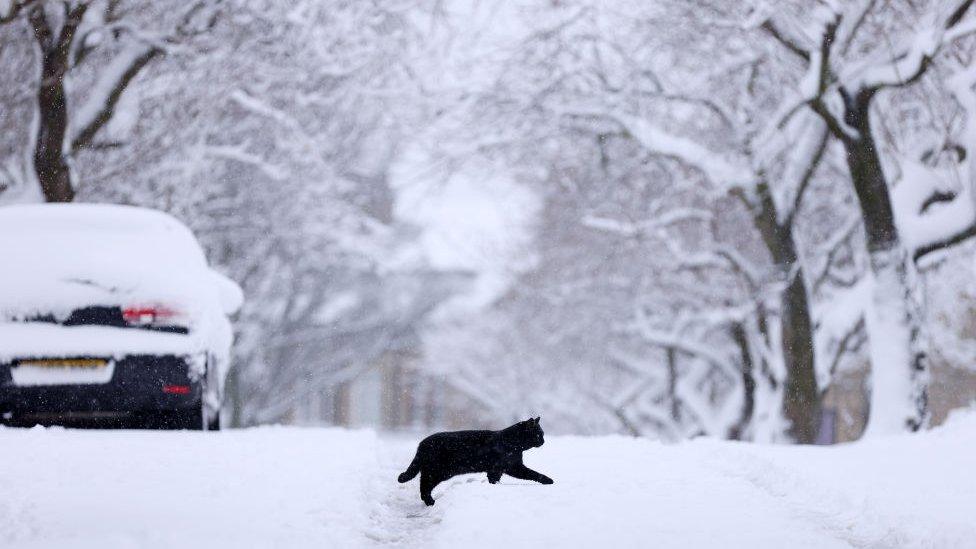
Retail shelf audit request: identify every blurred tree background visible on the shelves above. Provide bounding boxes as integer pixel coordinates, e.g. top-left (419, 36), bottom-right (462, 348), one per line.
top-left (3, 0), bottom-right (976, 443)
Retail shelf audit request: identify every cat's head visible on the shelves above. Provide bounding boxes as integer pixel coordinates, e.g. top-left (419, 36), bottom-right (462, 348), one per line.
top-left (515, 416), bottom-right (545, 448)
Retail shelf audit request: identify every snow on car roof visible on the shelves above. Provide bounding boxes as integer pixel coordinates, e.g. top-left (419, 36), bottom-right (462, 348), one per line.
top-left (0, 203), bottom-right (219, 319)
top-left (0, 203), bottom-right (207, 265)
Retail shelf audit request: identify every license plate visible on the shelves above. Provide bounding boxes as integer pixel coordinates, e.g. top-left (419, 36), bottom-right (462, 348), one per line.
top-left (17, 359), bottom-right (108, 369)
top-left (11, 359), bottom-right (114, 386)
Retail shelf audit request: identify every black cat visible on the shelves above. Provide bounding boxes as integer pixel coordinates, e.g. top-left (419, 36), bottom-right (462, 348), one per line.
top-left (397, 417), bottom-right (554, 506)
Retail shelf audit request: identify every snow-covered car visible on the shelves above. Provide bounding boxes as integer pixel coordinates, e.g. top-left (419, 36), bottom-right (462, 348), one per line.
top-left (0, 204), bottom-right (242, 429)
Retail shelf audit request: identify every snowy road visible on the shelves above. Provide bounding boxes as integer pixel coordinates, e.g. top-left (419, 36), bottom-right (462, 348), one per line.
top-left (2, 415), bottom-right (974, 548)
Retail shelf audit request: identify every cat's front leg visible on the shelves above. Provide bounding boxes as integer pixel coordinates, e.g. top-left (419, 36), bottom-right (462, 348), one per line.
top-left (505, 463), bottom-right (554, 485)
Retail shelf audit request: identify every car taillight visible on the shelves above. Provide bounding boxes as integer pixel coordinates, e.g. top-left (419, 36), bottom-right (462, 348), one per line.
top-left (122, 305), bottom-right (183, 327)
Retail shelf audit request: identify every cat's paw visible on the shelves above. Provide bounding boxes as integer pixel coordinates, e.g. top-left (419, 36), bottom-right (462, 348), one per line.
top-left (539, 476), bottom-right (554, 485)
top-left (422, 497), bottom-right (436, 506)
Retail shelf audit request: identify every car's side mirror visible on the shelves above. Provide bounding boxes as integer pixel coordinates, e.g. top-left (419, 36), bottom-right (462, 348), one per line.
top-left (211, 270), bottom-right (244, 315)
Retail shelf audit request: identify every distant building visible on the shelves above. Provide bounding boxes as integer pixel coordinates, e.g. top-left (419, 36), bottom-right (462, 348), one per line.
top-left (325, 345), bottom-right (477, 432)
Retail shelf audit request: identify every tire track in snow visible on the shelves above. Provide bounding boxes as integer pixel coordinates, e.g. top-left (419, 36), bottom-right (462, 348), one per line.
top-left (363, 437), bottom-right (442, 547)
top-left (0, 494), bottom-right (39, 545)
top-left (703, 444), bottom-right (932, 549)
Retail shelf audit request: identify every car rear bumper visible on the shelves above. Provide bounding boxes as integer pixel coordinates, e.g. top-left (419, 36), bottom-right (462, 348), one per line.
top-left (0, 355), bottom-right (202, 420)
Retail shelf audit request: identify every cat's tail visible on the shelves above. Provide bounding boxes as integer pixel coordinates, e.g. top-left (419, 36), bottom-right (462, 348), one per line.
top-left (398, 453), bottom-right (422, 483)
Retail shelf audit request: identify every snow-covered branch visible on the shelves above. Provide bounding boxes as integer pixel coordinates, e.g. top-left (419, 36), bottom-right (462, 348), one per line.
top-left (612, 112), bottom-right (753, 187)
top-left (845, 0), bottom-right (976, 91)
top-left (0, 0), bottom-right (36, 24)
top-left (71, 43), bottom-right (160, 152)
top-left (812, 215), bottom-right (862, 294)
top-left (229, 89), bottom-right (306, 136)
top-left (759, 19), bottom-right (809, 63)
top-left (663, 236), bottom-right (762, 293)
top-left (783, 122), bottom-right (829, 225)
top-left (823, 315), bottom-right (866, 388)
top-left (892, 158), bottom-right (976, 262)
top-left (581, 208), bottom-right (711, 238)
top-left (906, 67), bottom-right (976, 261)
top-left (835, 0), bottom-right (878, 56)
top-left (554, 107), bottom-right (753, 188)
top-left (203, 145), bottom-right (290, 182)
top-left (804, 16), bottom-right (857, 142)
top-left (632, 308), bottom-right (731, 373)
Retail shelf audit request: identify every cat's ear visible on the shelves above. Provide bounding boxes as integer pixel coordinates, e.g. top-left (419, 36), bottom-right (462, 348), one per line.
top-left (534, 416), bottom-right (540, 424)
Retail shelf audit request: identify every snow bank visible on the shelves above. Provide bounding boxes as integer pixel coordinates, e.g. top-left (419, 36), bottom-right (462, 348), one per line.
top-left (425, 437), bottom-right (848, 548)
top-left (419, 415), bottom-right (976, 548)
top-left (0, 427), bottom-right (378, 549)
top-left (1, 416), bottom-right (974, 548)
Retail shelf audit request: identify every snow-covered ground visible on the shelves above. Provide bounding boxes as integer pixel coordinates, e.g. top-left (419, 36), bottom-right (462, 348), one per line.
top-left (2, 413), bottom-right (975, 548)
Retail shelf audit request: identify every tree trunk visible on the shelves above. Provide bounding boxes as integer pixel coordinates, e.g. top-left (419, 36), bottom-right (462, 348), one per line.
top-left (751, 182), bottom-right (820, 443)
top-left (666, 347), bottom-right (680, 423)
top-left (34, 60), bottom-right (74, 202)
top-left (779, 266), bottom-right (819, 442)
top-left (728, 322), bottom-right (756, 441)
top-left (225, 362), bottom-right (243, 428)
top-left (838, 93), bottom-right (928, 435)
top-left (29, 4), bottom-right (86, 203)
top-left (861, 247), bottom-right (928, 435)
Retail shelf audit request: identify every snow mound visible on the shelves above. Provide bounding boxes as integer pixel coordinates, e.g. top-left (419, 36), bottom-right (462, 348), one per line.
top-left (0, 427), bottom-right (378, 549)
top-left (419, 418), bottom-right (976, 548)
top-left (1, 418), bottom-right (973, 548)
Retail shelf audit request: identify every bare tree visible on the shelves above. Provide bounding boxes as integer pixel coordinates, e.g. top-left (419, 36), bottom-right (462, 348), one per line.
top-left (7, 0), bottom-right (218, 202)
top-left (762, 0), bottom-right (976, 434)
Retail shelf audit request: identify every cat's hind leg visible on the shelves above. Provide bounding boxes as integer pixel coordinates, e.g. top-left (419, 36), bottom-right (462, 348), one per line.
top-left (487, 468), bottom-right (503, 484)
top-left (419, 471), bottom-right (438, 506)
